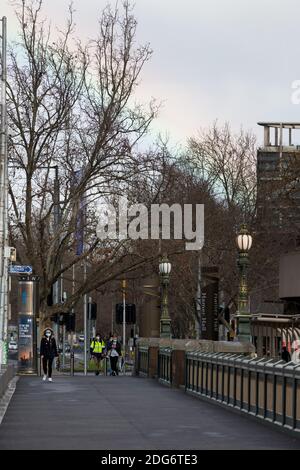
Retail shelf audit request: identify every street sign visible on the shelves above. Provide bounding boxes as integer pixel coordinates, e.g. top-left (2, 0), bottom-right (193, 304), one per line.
top-left (9, 265), bottom-right (32, 275)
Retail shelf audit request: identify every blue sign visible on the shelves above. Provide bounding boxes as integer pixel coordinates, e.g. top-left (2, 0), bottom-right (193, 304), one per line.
top-left (21, 290), bottom-right (27, 305)
top-left (9, 265), bottom-right (32, 274)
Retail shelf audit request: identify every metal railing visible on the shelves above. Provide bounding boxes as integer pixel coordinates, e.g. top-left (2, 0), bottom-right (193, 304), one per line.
top-left (137, 346), bottom-right (149, 376)
top-left (158, 348), bottom-right (172, 386)
top-left (38, 352), bottom-right (75, 376)
top-left (70, 352), bottom-right (74, 376)
top-left (186, 351), bottom-right (300, 433)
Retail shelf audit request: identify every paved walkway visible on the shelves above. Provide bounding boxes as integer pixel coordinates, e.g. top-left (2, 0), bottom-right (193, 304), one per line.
top-left (0, 375), bottom-right (299, 450)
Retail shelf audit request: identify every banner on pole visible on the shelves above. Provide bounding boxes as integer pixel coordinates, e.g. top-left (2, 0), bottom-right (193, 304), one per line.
top-left (72, 169), bottom-right (86, 256)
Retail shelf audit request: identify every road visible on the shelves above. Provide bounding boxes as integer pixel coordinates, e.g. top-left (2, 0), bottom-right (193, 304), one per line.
top-left (0, 375), bottom-right (299, 450)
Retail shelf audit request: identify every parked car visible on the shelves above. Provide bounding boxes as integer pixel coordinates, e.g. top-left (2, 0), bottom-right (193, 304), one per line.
top-left (8, 340), bottom-right (17, 351)
top-left (78, 334), bottom-right (85, 342)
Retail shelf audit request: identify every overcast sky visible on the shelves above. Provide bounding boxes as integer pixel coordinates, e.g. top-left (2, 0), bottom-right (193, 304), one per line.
top-left (2, 0), bottom-right (300, 146)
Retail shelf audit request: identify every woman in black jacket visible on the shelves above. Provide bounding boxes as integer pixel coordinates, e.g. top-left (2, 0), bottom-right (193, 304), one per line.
top-left (40, 328), bottom-right (58, 382)
top-left (107, 336), bottom-right (122, 376)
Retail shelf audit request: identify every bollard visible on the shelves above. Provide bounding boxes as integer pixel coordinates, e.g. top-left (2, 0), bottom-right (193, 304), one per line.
top-left (70, 351), bottom-right (74, 376)
top-left (38, 353), bottom-right (42, 377)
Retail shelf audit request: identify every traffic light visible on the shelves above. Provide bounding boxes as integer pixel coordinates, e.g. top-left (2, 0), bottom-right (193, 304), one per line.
top-left (47, 285), bottom-right (53, 307)
top-left (224, 307), bottom-right (230, 323)
top-left (89, 302), bottom-right (97, 320)
top-left (218, 306), bottom-right (230, 323)
top-left (10, 247), bottom-right (16, 262)
top-left (52, 312), bottom-right (75, 331)
top-left (126, 304), bottom-right (136, 323)
top-left (5, 246), bottom-right (16, 261)
top-left (116, 304), bottom-right (122, 324)
top-left (115, 303), bottom-right (136, 324)
top-left (50, 313), bottom-right (58, 323)
top-left (65, 312), bottom-right (75, 332)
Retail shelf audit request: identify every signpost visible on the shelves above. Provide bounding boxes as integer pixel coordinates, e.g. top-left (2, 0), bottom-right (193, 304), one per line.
top-left (9, 265), bottom-right (32, 275)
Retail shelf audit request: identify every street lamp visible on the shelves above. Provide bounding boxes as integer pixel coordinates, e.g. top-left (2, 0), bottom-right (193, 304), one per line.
top-left (159, 254), bottom-right (172, 338)
top-left (236, 224), bottom-right (253, 342)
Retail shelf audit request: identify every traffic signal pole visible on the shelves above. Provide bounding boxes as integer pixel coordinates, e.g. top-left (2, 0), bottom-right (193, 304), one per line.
top-left (88, 296), bottom-right (93, 349)
top-left (53, 166), bottom-right (60, 342)
top-left (122, 280), bottom-right (126, 370)
top-left (62, 291), bottom-right (67, 370)
top-left (0, 17), bottom-right (8, 368)
top-left (83, 260), bottom-right (87, 376)
top-left (71, 264), bottom-right (75, 354)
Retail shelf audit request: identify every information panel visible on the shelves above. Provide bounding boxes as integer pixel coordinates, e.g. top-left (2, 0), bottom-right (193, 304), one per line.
top-left (200, 280), bottom-right (219, 341)
top-left (18, 315), bottom-right (34, 371)
top-left (17, 276), bottom-right (39, 374)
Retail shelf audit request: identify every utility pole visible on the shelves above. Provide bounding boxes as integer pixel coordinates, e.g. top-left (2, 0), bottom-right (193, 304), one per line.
top-left (111, 298), bottom-right (114, 335)
top-left (62, 291), bottom-right (67, 370)
top-left (83, 260), bottom-right (88, 376)
top-left (88, 296), bottom-right (92, 350)
top-left (53, 166), bottom-right (60, 341)
top-left (71, 264), bottom-right (75, 352)
top-left (122, 279), bottom-right (126, 367)
top-left (0, 17), bottom-right (8, 368)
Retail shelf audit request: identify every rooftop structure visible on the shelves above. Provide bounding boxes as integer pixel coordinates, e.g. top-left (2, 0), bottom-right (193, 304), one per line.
top-left (258, 122), bottom-right (300, 148)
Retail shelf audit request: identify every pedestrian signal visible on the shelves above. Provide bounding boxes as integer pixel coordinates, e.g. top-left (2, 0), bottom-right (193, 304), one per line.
top-left (115, 303), bottom-right (136, 324)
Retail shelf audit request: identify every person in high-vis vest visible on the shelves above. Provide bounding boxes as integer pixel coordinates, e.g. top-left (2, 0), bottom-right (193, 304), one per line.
top-left (90, 334), bottom-right (106, 376)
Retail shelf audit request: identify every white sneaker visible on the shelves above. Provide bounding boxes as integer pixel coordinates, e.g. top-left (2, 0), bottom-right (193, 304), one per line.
top-left (43, 375), bottom-right (47, 381)
top-left (48, 377), bottom-right (53, 382)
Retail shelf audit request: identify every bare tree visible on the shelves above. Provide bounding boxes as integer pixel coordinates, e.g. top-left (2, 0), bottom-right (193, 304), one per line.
top-left (188, 122), bottom-right (257, 221)
top-left (7, 0), bottom-right (167, 324)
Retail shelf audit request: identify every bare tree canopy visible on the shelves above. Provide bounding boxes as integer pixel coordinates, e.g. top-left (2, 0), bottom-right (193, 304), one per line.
top-left (187, 122), bottom-right (257, 220)
top-left (7, 0), bottom-right (167, 321)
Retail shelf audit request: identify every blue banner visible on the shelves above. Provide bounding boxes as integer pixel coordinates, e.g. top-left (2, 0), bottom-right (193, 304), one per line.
top-left (72, 169), bottom-right (86, 256)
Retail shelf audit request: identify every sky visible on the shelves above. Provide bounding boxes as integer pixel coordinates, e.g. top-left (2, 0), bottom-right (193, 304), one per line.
top-left (2, 0), bottom-right (300, 147)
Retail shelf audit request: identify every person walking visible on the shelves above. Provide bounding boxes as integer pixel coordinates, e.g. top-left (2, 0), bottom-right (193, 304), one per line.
top-left (40, 328), bottom-right (58, 382)
top-left (90, 334), bottom-right (106, 376)
top-left (107, 335), bottom-right (122, 376)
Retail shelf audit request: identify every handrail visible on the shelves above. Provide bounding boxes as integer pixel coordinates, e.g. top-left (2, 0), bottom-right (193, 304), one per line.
top-left (186, 352), bottom-right (300, 433)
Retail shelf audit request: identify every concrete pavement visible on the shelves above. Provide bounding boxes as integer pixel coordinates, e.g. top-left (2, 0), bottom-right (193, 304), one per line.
top-left (0, 375), bottom-right (299, 450)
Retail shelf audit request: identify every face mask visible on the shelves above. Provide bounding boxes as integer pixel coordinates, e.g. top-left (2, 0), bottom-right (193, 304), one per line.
top-left (96, 337), bottom-right (100, 341)
top-left (45, 331), bottom-right (51, 337)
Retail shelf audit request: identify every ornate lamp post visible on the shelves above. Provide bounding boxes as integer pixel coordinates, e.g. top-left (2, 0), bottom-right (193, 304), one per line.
top-left (236, 224), bottom-right (253, 342)
top-left (159, 255), bottom-right (172, 338)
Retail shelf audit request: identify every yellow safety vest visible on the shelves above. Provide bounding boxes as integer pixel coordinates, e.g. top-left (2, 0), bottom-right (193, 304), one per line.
top-left (90, 340), bottom-right (105, 354)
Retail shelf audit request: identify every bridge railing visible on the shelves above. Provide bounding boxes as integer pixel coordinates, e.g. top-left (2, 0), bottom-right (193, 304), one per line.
top-left (135, 339), bottom-right (300, 435)
top-left (158, 348), bottom-right (172, 386)
top-left (186, 351), bottom-right (300, 433)
top-left (135, 337), bottom-right (255, 384)
top-left (137, 346), bottom-right (150, 377)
